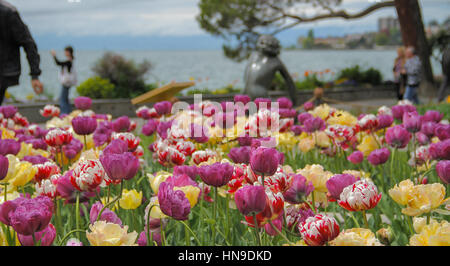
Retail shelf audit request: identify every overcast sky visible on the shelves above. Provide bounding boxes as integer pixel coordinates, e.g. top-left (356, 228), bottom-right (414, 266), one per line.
top-left (4, 0), bottom-right (450, 49)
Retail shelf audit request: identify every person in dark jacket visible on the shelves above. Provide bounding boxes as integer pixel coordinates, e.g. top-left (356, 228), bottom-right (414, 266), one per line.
top-left (0, 0), bottom-right (43, 105)
top-left (437, 46), bottom-right (449, 102)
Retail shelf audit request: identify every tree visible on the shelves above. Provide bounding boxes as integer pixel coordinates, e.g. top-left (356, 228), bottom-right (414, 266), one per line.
top-left (197, 0), bottom-right (435, 89)
top-left (302, 29), bottom-right (315, 49)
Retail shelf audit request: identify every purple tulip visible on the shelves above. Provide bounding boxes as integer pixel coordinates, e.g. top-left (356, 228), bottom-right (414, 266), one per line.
top-left (198, 162), bottom-right (234, 187)
top-left (0, 139), bottom-right (20, 156)
top-left (22, 155), bottom-right (49, 165)
top-left (0, 155), bottom-right (8, 181)
top-left (103, 139), bottom-right (129, 155)
top-left (74, 96), bottom-right (92, 111)
top-left (100, 152), bottom-right (140, 181)
top-left (234, 95), bottom-right (251, 105)
top-left (16, 134), bottom-right (34, 143)
top-left (24, 138), bottom-right (48, 150)
top-left (435, 124), bottom-right (450, 141)
top-left (165, 174), bottom-right (198, 188)
top-left (291, 125), bottom-right (303, 136)
top-left (368, 148), bottom-right (391, 166)
top-left (7, 196), bottom-right (53, 235)
top-left (403, 112), bottom-right (422, 133)
top-left (436, 160), bottom-right (450, 184)
top-left (93, 121), bottom-right (113, 147)
top-left (234, 185), bottom-right (266, 216)
top-left (72, 116), bottom-right (98, 135)
top-left (228, 146), bottom-right (252, 164)
top-left (142, 119), bottom-right (158, 136)
top-left (56, 171), bottom-right (97, 204)
top-left (422, 110), bottom-right (443, 123)
top-left (303, 117), bottom-right (326, 133)
top-left (303, 102), bottom-right (314, 111)
top-left (189, 124), bottom-right (209, 143)
top-left (138, 228), bottom-right (162, 246)
top-left (250, 147), bottom-right (282, 176)
top-left (377, 115), bottom-right (394, 129)
top-left (285, 206), bottom-right (314, 232)
top-left (251, 137), bottom-right (277, 149)
top-left (416, 132), bottom-right (430, 146)
top-left (154, 101), bottom-right (172, 116)
top-left (237, 135), bottom-right (253, 146)
top-left (254, 98), bottom-right (271, 109)
top-left (89, 202), bottom-right (122, 226)
top-left (347, 151), bottom-right (364, 164)
top-left (429, 139), bottom-right (450, 160)
top-left (283, 174), bottom-right (314, 204)
top-left (156, 121), bottom-right (173, 139)
top-left (277, 97), bottom-right (293, 109)
top-left (392, 105), bottom-right (417, 120)
top-left (112, 116), bottom-right (131, 133)
top-left (18, 224), bottom-right (56, 246)
top-left (264, 215), bottom-right (283, 236)
top-left (63, 138), bottom-right (83, 159)
top-left (158, 182), bottom-right (191, 220)
top-left (278, 108), bottom-right (297, 118)
top-left (326, 174), bottom-right (358, 201)
top-left (0, 105), bottom-right (18, 118)
top-left (297, 112), bottom-right (313, 125)
top-left (385, 125), bottom-right (412, 148)
top-left (420, 121), bottom-right (437, 137)
top-left (173, 165), bottom-right (198, 181)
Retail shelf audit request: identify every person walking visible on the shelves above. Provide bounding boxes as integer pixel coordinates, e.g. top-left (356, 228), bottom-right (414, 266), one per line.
top-left (51, 46), bottom-right (77, 114)
top-left (437, 46), bottom-right (449, 103)
top-left (393, 46), bottom-right (406, 100)
top-left (402, 46), bottom-right (422, 104)
top-left (0, 0), bottom-right (44, 105)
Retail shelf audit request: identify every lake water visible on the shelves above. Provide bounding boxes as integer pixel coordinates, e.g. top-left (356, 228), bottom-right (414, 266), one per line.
top-left (11, 49), bottom-right (442, 102)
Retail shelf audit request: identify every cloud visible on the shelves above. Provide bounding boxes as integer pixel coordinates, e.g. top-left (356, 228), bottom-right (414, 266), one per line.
top-left (6, 0), bottom-right (450, 38)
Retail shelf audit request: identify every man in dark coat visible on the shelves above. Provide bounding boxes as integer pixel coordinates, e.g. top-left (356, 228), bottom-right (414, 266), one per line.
top-left (0, 0), bottom-right (43, 105)
top-left (438, 46), bottom-right (450, 102)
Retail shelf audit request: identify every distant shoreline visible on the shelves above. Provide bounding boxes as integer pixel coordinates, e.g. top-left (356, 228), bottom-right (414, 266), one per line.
top-left (284, 48), bottom-right (397, 51)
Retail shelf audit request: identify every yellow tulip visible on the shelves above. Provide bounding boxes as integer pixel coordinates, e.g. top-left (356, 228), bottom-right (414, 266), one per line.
top-left (119, 189), bottom-right (143, 210)
top-left (298, 137), bottom-right (315, 153)
top-left (357, 134), bottom-right (380, 157)
top-left (309, 104), bottom-right (331, 120)
top-left (147, 171), bottom-right (171, 194)
top-left (16, 142), bottom-right (49, 159)
top-left (1, 129), bottom-right (15, 140)
top-left (146, 197), bottom-right (167, 219)
top-left (389, 180), bottom-right (448, 216)
top-left (86, 221), bottom-right (138, 246)
top-left (389, 179), bottom-right (415, 206)
top-left (297, 164), bottom-right (333, 193)
top-left (327, 110), bottom-right (357, 127)
top-left (3, 155), bottom-right (37, 186)
top-left (409, 218), bottom-right (450, 246)
top-left (330, 228), bottom-right (382, 246)
top-left (402, 183), bottom-right (447, 216)
top-left (315, 131), bottom-right (330, 148)
top-left (174, 185), bottom-right (200, 207)
top-left (342, 170), bottom-right (370, 180)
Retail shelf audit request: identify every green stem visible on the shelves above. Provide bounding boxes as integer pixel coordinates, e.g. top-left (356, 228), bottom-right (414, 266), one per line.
top-left (349, 212), bottom-right (361, 228)
top-left (406, 215), bottom-right (415, 236)
top-left (426, 213), bottom-right (431, 225)
top-left (253, 214), bottom-right (261, 246)
top-left (212, 187), bottom-right (217, 246)
top-left (146, 205), bottom-right (157, 246)
top-left (311, 192), bottom-right (317, 213)
top-left (362, 210), bottom-right (369, 229)
top-left (83, 135), bottom-right (88, 151)
top-left (179, 220), bottom-right (201, 246)
top-left (32, 232), bottom-right (37, 246)
top-left (96, 181), bottom-right (124, 222)
top-left (75, 192), bottom-right (80, 240)
top-left (58, 229), bottom-right (86, 246)
top-left (269, 221), bottom-right (293, 245)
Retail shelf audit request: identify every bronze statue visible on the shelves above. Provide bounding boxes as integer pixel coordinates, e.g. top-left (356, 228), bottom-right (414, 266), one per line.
top-left (243, 35), bottom-right (297, 105)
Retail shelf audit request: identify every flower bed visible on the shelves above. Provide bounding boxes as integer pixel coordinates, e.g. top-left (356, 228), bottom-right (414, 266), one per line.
top-left (0, 95), bottom-right (448, 246)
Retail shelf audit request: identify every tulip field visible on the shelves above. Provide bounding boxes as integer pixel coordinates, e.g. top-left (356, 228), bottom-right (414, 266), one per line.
top-left (0, 95), bottom-right (449, 246)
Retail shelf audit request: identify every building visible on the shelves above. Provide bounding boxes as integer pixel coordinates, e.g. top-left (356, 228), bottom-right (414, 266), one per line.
top-left (378, 16), bottom-right (400, 34)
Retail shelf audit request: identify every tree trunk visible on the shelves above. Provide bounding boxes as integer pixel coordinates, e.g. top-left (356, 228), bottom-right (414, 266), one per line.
top-left (395, 0), bottom-right (435, 98)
